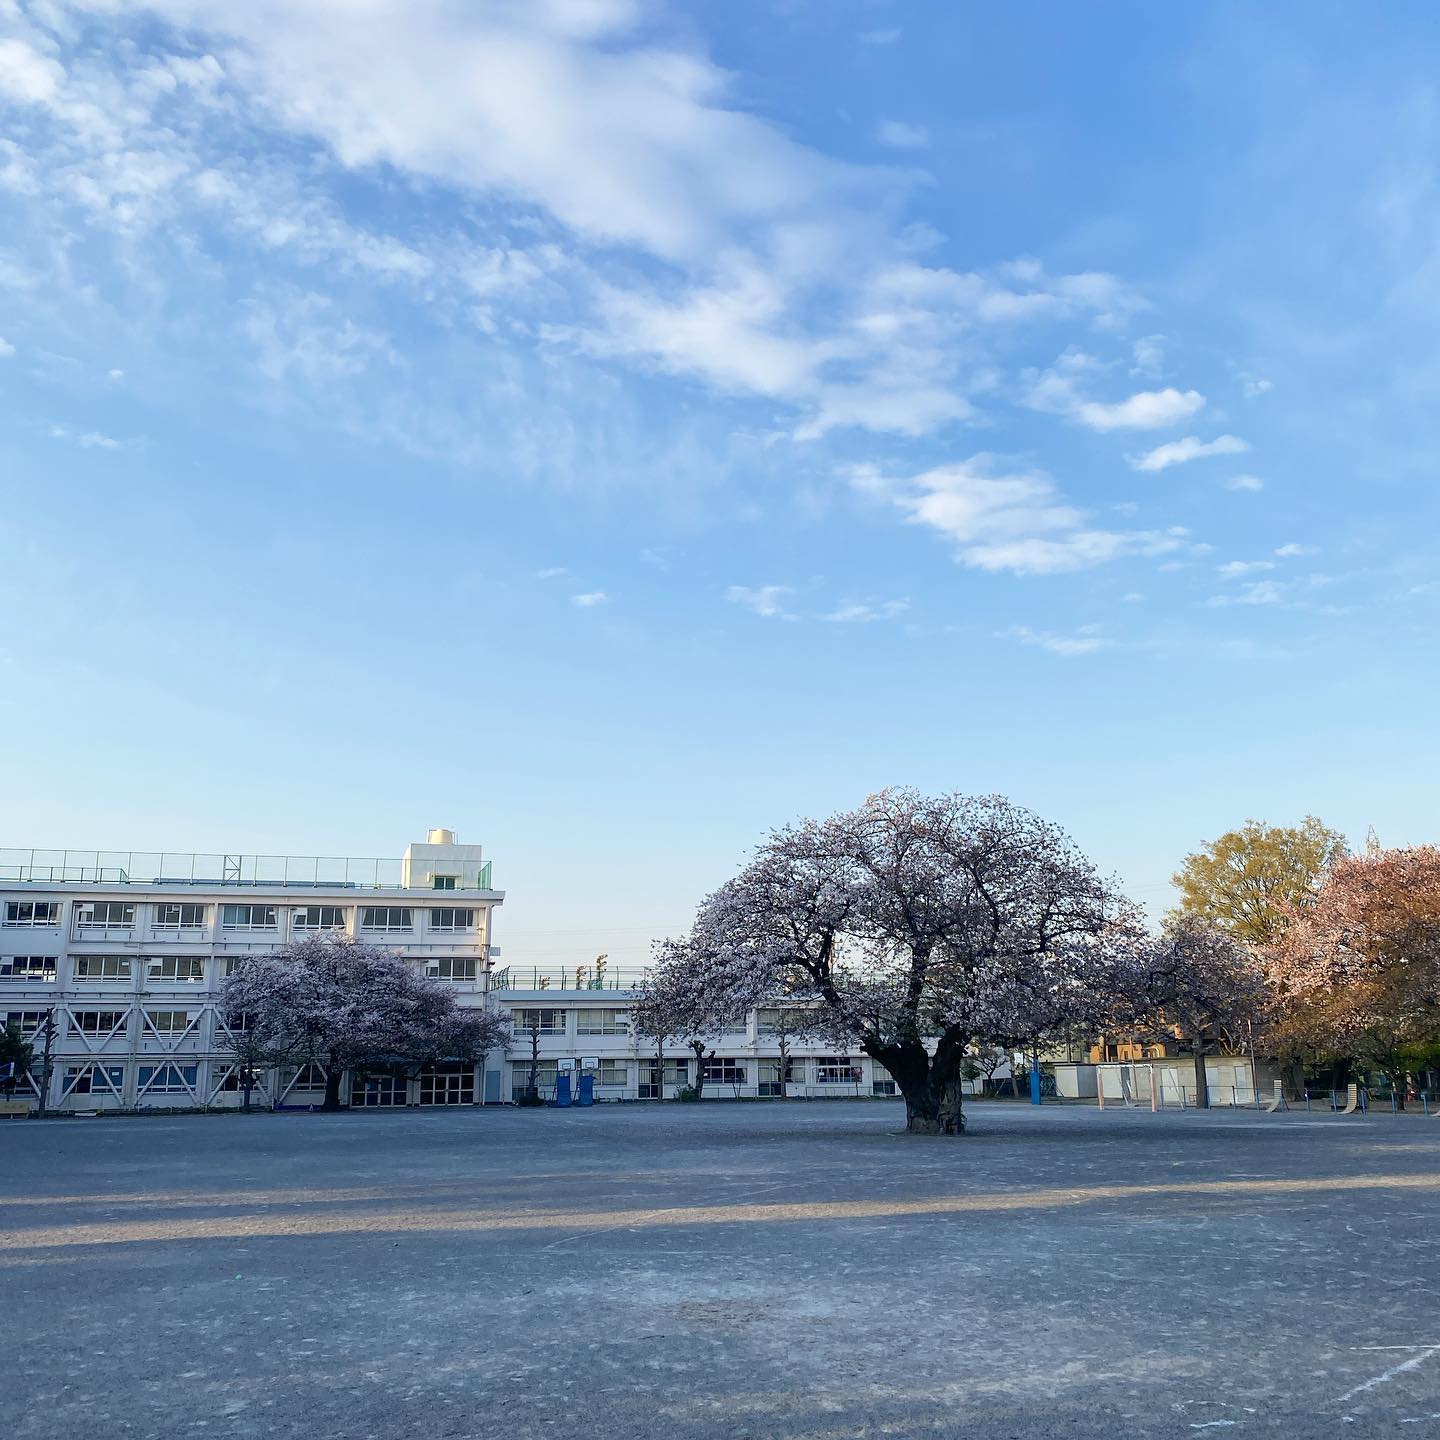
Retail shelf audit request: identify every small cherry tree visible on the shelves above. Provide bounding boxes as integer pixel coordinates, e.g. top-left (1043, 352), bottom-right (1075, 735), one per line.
top-left (224, 934), bottom-right (470, 1111)
top-left (651, 790), bottom-right (1139, 1134)
top-left (1126, 913), bottom-right (1270, 1108)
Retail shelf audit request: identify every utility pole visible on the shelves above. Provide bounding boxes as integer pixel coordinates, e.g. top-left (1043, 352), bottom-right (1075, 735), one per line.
top-left (33, 1008), bottom-right (57, 1119)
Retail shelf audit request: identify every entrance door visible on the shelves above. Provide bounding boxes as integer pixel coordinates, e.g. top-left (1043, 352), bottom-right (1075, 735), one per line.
top-left (354, 1073), bottom-right (407, 1107)
top-left (419, 1065), bottom-right (475, 1105)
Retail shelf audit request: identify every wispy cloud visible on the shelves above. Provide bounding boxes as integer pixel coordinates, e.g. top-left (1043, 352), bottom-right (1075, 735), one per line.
top-left (571, 591), bottom-right (608, 608)
top-left (726, 584), bottom-right (794, 618)
top-left (1217, 559), bottom-right (1276, 578)
top-left (821, 599), bottom-right (910, 623)
top-left (876, 120), bottom-right (929, 151)
top-left (1002, 624), bottom-right (1112, 656)
top-left (1130, 434), bottom-right (1249, 472)
top-left (852, 457), bottom-right (1184, 576)
top-left (1275, 542), bottom-right (1317, 557)
top-left (48, 424), bottom-right (123, 450)
top-left (1226, 474), bottom-right (1265, 492)
top-left (1206, 580), bottom-right (1286, 607)
top-left (0, 336), bottom-right (15, 358)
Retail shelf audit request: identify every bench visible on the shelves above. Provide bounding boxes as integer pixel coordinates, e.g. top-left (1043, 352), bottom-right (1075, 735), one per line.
top-left (0, 1100), bottom-right (34, 1118)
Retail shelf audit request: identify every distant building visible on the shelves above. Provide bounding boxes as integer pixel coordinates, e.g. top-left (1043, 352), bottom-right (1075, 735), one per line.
top-left (0, 830), bottom-right (907, 1111)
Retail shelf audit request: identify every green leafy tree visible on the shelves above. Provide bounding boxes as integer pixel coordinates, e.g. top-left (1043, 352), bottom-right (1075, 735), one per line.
top-left (1172, 817), bottom-right (1346, 945)
top-left (0, 1023), bottom-right (33, 1094)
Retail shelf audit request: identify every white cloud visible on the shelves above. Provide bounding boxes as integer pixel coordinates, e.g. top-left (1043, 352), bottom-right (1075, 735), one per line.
top-left (0, 1), bottom-right (1154, 448)
top-left (1003, 624), bottom-right (1112, 657)
top-left (852, 457), bottom-right (1184, 576)
top-left (1217, 559), bottom-right (1276, 578)
top-left (535, 566), bottom-right (570, 580)
top-left (105, 366), bottom-right (123, 380)
top-left (1076, 387), bottom-right (1205, 431)
top-left (0, 37), bottom-right (63, 105)
top-left (0, 336), bottom-right (14, 358)
top-left (1130, 434), bottom-right (1249, 472)
top-left (1226, 474), bottom-right (1265, 491)
top-left (821, 599), bottom-right (910, 623)
top-left (877, 120), bottom-right (929, 151)
top-left (1023, 354), bottom-right (1204, 430)
top-left (571, 590), bottom-right (607, 607)
top-left (725, 584), bottom-right (793, 618)
top-left (1275, 542), bottom-right (1316, 557)
top-left (1242, 375), bottom-right (1273, 397)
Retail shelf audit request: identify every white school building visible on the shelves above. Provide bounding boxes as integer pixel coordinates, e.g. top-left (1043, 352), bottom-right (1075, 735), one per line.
top-left (0, 829), bottom-right (905, 1111)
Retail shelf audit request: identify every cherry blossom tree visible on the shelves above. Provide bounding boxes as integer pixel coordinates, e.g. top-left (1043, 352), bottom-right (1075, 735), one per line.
top-left (1125, 913), bottom-right (1269, 1108)
top-left (222, 934), bottom-right (477, 1111)
top-left (650, 790), bottom-right (1140, 1134)
top-left (1265, 846), bottom-right (1440, 1106)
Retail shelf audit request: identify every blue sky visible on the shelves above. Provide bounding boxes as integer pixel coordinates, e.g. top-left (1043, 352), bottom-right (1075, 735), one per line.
top-left (2, 1), bottom-right (1438, 967)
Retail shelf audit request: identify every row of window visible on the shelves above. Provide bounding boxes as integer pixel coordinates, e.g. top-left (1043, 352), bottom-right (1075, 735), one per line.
top-left (510, 1007), bottom-right (630, 1035)
top-left (508, 1008), bottom-right (813, 1038)
top-left (3, 901), bottom-right (483, 932)
top-left (1, 953), bottom-right (481, 983)
top-left (510, 1057), bottom-right (874, 1085)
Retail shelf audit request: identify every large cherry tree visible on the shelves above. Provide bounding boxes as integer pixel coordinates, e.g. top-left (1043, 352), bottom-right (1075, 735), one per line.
top-left (1265, 845), bottom-right (1440, 1103)
top-left (649, 790), bottom-right (1141, 1134)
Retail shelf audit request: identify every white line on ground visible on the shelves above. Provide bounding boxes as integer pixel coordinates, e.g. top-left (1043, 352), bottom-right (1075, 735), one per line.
top-left (1334, 1345), bottom-right (1440, 1405)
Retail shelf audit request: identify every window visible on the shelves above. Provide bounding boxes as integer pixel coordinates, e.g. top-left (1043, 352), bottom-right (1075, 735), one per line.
top-left (758, 1058), bottom-right (804, 1095)
top-left (73, 1010), bottom-right (127, 1037)
top-left (428, 908), bottom-right (475, 931)
top-left (215, 1063), bottom-right (262, 1092)
top-left (702, 1058), bottom-right (745, 1086)
top-left (4, 901), bottom-right (60, 927)
top-left (639, 1058), bottom-right (689, 1097)
top-left (511, 1008), bottom-right (565, 1034)
top-left (511, 1059), bottom-right (558, 1098)
top-left (63, 1063), bottom-right (124, 1096)
top-left (137, 1063), bottom-right (197, 1094)
top-left (147, 956), bottom-right (205, 983)
top-left (73, 955), bottom-right (132, 981)
top-left (75, 901), bottom-right (135, 928)
top-left (220, 956), bottom-right (246, 977)
top-left (292, 905), bottom-right (347, 930)
top-left (0, 956), bottom-right (56, 981)
top-left (426, 956), bottom-right (478, 981)
top-left (595, 1059), bottom-right (628, 1086)
top-left (757, 1009), bottom-right (809, 1037)
top-left (145, 1010), bottom-right (194, 1034)
top-left (3, 1011), bottom-right (49, 1035)
top-left (289, 1063), bottom-right (327, 1091)
top-left (574, 1008), bottom-right (628, 1036)
top-left (360, 906), bottom-right (413, 931)
top-left (816, 1057), bottom-right (863, 1085)
top-left (153, 903), bottom-right (206, 929)
top-left (431, 875), bottom-right (457, 891)
top-left (221, 904), bottom-right (277, 930)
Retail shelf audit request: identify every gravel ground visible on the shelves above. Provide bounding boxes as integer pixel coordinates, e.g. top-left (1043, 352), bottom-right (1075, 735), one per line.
top-left (4, 1098), bottom-right (1439, 1439)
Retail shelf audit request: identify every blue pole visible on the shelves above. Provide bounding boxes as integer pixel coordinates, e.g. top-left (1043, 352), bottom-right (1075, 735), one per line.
top-left (1029, 1058), bottom-right (1042, 1105)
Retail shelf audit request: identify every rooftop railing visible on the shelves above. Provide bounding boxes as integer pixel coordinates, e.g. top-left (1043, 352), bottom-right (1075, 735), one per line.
top-left (0, 849), bottom-right (494, 892)
top-left (492, 964), bottom-right (649, 992)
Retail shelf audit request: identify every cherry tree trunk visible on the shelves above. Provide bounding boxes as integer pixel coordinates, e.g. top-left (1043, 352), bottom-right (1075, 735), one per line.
top-left (322, 1065), bottom-right (345, 1111)
top-left (1192, 1048), bottom-right (1209, 1109)
top-left (887, 1044), bottom-right (967, 1135)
